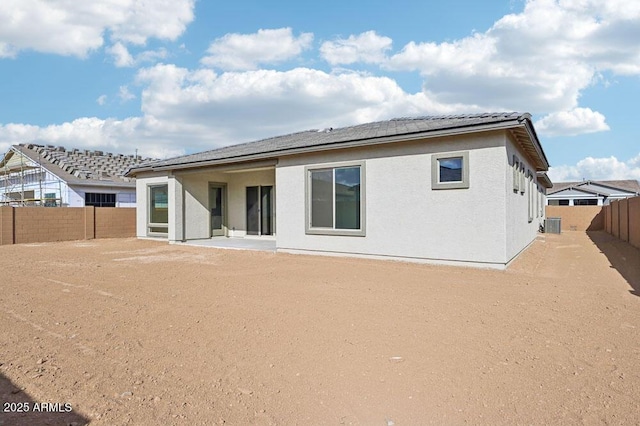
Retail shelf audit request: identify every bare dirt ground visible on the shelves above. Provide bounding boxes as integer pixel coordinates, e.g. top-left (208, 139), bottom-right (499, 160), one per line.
top-left (1, 231), bottom-right (639, 425)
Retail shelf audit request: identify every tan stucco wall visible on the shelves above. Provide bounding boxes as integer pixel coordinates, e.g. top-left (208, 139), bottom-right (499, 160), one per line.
top-left (135, 173), bottom-right (168, 237)
top-left (504, 133), bottom-right (545, 262)
top-left (276, 130), bottom-right (525, 268)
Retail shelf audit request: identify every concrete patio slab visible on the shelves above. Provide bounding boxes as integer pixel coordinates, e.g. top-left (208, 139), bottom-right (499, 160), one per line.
top-left (175, 237), bottom-right (276, 252)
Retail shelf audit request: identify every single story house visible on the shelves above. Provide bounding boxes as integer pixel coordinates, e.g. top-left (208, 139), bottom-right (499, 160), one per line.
top-left (126, 112), bottom-right (552, 269)
top-left (0, 144), bottom-right (152, 207)
top-left (547, 180), bottom-right (640, 206)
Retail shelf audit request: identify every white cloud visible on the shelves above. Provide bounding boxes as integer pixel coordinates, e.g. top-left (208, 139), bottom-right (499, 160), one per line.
top-left (0, 0), bottom-right (195, 58)
top-left (136, 64), bottom-right (465, 146)
top-left (107, 42), bottom-right (168, 67)
top-left (1, 64), bottom-right (464, 159)
top-left (118, 86), bottom-right (136, 102)
top-left (107, 42), bottom-right (135, 67)
top-left (383, 0), bottom-right (640, 133)
top-left (535, 108), bottom-right (610, 137)
top-left (3, 0), bottom-right (640, 166)
top-left (136, 48), bottom-right (168, 64)
top-left (201, 28), bottom-right (313, 70)
top-left (96, 95), bottom-right (107, 106)
top-left (0, 118), bottom-right (185, 159)
top-left (548, 154), bottom-right (640, 182)
top-left (320, 31), bottom-right (392, 65)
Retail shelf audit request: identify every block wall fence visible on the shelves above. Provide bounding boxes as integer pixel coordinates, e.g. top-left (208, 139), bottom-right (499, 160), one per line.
top-left (0, 207), bottom-right (136, 245)
top-left (546, 197), bottom-right (639, 250)
top-left (602, 197), bottom-right (640, 250)
top-left (545, 205), bottom-right (604, 232)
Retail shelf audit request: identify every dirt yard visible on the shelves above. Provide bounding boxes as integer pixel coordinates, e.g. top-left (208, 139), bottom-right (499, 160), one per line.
top-left (1, 232), bottom-right (639, 425)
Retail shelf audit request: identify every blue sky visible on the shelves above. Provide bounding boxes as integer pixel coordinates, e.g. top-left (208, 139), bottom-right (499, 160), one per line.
top-left (1, 0), bottom-right (639, 182)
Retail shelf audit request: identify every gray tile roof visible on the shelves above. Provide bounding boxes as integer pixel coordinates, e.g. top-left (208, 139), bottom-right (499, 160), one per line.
top-left (129, 112), bottom-right (547, 174)
top-left (2, 144), bottom-right (156, 187)
top-left (549, 180), bottom-right (640, 195)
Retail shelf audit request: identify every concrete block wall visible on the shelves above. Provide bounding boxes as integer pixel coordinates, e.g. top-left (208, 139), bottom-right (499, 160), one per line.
top-left (95, 208), bottom-right (136, 238)
top-left (14, 207), bottom-right (87, 243)
top-left (0, 207), bottom-right (136, 245)
top-left (545, 205), bottom-right (604, 231)
top-left (603, 196), bottom-right (640, 250)
top-left (619, 199), bottom-right (629, 242)
top-left (612, 202), bottom-right (620, 238)
top-left (630, 197), bottom-right (640, 249)
top-left (0, 206), bottom-right (14, 245)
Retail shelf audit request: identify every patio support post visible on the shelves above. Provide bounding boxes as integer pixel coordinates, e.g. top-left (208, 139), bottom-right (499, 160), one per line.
top-left (168, 174), bottom-right (185, 242)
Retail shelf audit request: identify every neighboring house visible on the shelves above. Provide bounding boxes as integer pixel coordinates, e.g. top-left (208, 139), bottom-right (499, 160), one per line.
top-left (547, 180), bottom-right (640, 206)
top-left (0, 144), bottom-right (153, 207)
top-left (126, 112), bottom-right (552, 269)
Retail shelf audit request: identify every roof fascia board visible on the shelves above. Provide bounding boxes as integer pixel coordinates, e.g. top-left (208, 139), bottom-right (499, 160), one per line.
top-left (548, 187), bottom-right (601, 196)
top-left (143, 119), bottom-right (525, 174)
top-left (536, 172), bottom-right (553, 189)
top-left (585, 182), bottom-right (638, 194)
top-left (171, 159), bottom-right (278, 176)
top-left (522, 119), bottom-right (549, 170)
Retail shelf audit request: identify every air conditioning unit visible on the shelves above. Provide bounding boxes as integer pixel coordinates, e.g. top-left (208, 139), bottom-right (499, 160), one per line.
top-left (544, 217), bottom-right (561, 234)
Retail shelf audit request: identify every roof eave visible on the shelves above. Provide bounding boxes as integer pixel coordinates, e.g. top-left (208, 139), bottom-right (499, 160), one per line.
top-left (132, 116), bottom-right (541, 175)
top-left (511, 116), bottom-right (550, 171)
top-left (536, 172), bottom-right (553, 189)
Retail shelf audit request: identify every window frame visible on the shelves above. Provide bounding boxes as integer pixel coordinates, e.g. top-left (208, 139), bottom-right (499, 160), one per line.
top-left (527, 171), bottom-right (534, 223)
top-left (305, 161), bottom-right (366, 237)
top-left (431, 151), bottom-right (470, 190)
top-left (512, 155), bottom-right (520, 193)
top-left (147, 184), bottom-right (169, 236)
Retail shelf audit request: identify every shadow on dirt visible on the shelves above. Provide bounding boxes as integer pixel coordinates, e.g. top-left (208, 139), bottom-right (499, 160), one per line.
top-left (0, 372), bottom-right (89, 426)
top-left (587, 231), bottom-right (640, 297)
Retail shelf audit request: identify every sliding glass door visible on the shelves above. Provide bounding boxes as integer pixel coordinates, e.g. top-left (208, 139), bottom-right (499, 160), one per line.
top-left (246, 186), bottom-right (273, 236)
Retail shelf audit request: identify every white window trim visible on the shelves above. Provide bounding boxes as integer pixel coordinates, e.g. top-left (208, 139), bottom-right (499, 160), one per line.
top-left (431, 151), bottom-right (470, 190)
top-left (305, 161), bottom-right (366, 237)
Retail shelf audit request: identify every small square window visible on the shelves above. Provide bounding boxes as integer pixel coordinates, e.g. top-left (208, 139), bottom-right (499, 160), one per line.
top-left (432, 151), bottom-right (469, 190)
top-left (439, 157), bottom-right (463, 182)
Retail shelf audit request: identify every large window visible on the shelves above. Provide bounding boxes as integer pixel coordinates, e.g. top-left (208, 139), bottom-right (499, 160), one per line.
top-left (306, 162), bottom-right (365, 236)
top-left (431, 151), bottom-right (469, 189)
top-left (148, 185), bottom-right (168, 235)
top-left (85, 192), bottom-right (116, 207)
